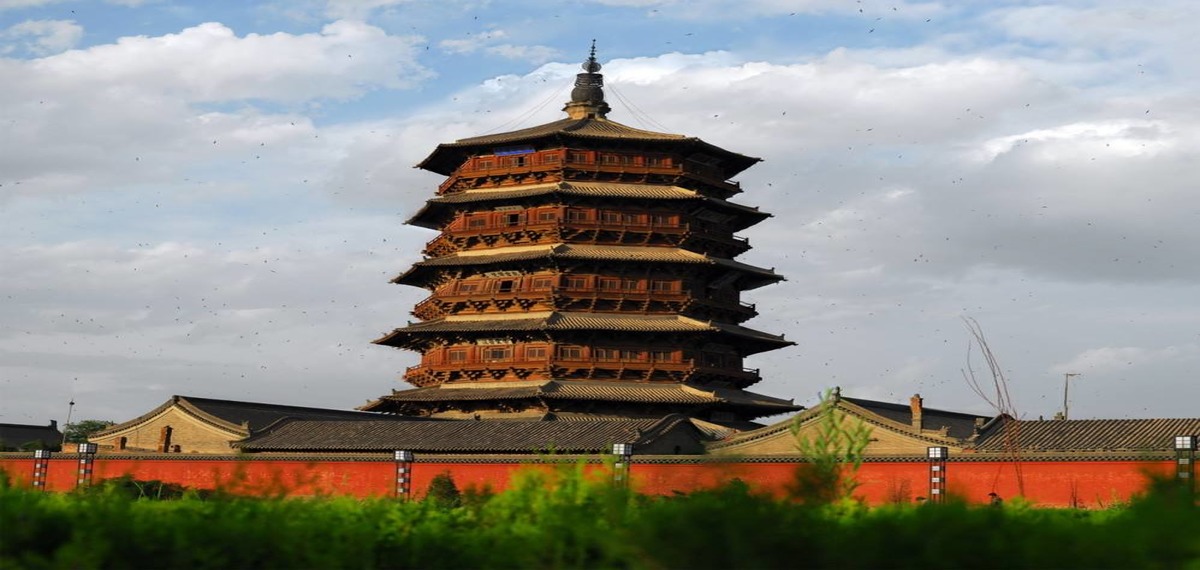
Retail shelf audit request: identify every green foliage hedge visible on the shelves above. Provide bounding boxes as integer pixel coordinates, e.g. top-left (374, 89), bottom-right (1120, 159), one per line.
top-left (1, 467), bottom-right (1197, 569)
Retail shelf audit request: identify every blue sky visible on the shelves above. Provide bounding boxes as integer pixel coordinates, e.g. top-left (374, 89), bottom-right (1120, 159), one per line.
top-left (2, 0), bottom-right (1197, 427)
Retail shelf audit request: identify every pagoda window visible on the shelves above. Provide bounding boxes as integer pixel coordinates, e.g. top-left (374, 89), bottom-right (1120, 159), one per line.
top-left (541, 152), bottom-right (561, 164)
top-left (600, 153), bottom-right (621, 165)
top-left (646, 155), bottom-right (672, 167)
top-left (502, 212), bottom-right (522, 226)
top-left (650, 280), bottom-right (677, 293)
top-left (565, 276), bottom-right (589, 290)
top-left (457, 282), bottom-right (479, 293)
top-left (601, 210), bottom-right (622, 224)
top-left (621, 213), bottom-right (645, 225)
top-left (536, 209), bottom-right (559, 222)
top-left (497, 280), bottom-right (516, 293)
top-left (530, 277), bottom-right (554, 290)
top-left (650, 350), bottom-right (674, 362)
top-left (620, 349), bottom-right (642, 361)
top-left (622, 278), bottom-right (640, 291)
top-left (482, 346), bottom-right (512, 362)
top-left (651, 214), bottom-right (677, 227)
top-left (557, 345), bottom-right (583, 359)
top-left (525, 346), bottom-right (548, 360)
top-left (568, 151), bottom-right (591, 164)
top-left (476, 158), bottom-right (494, 170)
top-left (566, 208), bottom-right (590, 222)
top-left (501, 156), bottom-right (527, 167)
top-left (448, 349), bottom-right (468, 363)
top-left (467, 216), bottom-right (488, 229)
top-left (599, 278), bottom-right (621, 291)
top-left (595, 348), bottom-right (619, 361)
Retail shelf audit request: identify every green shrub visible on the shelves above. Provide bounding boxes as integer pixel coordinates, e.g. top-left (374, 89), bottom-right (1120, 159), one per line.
top-left (1, 464), bottom-right (1196, 569)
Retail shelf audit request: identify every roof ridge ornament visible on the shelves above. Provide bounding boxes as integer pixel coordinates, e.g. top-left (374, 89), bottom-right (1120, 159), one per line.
top-left (564, 39), bottom-right (611, 120)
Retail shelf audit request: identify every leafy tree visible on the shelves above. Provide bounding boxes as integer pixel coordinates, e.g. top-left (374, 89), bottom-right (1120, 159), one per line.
top-left (425, 471), bottom-right (461, 507)
top-left (788, 388), bottom-right (872, 504)
top-left (63, 419), bottom-right (114, 443)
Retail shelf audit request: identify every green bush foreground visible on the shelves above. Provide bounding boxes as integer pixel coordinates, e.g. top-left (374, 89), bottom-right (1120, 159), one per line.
top-left (1, 468), bottom-right (1197, 570)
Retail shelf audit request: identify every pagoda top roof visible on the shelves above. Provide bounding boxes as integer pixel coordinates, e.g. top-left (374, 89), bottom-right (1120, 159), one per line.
top-left (417, 116), bottom-right (761, 178)
top-left (409, 181), bottom-right (769, 230)
top-left (372, 311), bottom-right (793, 354)
top-left (361, 380), bottom-right (799, 413)
top-left (394, 243), bottom-right (783, 289)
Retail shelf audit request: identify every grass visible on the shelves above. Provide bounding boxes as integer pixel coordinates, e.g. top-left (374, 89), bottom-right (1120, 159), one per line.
top-left (1, 467), bottom-right (1197, 569)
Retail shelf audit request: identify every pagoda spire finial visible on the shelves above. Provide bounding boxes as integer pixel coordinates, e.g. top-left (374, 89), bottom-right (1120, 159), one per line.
top-left (564, 39), bottom-right (611, 120)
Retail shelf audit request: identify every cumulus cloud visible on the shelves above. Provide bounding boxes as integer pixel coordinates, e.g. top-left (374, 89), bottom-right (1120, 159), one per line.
top-left (0, 21), bottom-right (431, 199)
top-left (0, 19), bottom-right (82, 55)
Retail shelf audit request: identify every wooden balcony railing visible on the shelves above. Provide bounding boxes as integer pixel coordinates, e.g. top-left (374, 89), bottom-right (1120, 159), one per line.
top-left (404, 358), bottom-right (761, 387)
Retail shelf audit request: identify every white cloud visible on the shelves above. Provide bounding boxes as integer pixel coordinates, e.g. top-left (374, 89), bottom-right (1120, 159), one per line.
top-left (1051, 345), bottom-right (1198, 376)
top-left (1, 19), bottom-right (82, 55)
top-left (324, 0), bottom-right (410, 20)
top-left (24, 21), bottom-right (430, 102)
top-left (0, 0), bottom-right (66, 9)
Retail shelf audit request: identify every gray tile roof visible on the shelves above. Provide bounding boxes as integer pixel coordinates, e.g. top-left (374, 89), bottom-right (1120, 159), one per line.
top-left (843, 397), bottom-right (990, 440)
top-left (0, 422), bottom-right (63, 450)
top-left (93, 395), bottom-right (393, 438)
top-left (973, 418), bottom-right (1200, 452)
top-left (233, 414), bottom-right (699, 453)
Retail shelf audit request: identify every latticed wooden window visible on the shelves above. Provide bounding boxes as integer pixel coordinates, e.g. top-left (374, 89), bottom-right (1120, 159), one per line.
top-left (537, 210), bottom-right (558, 222)
top-left (650, 350), bottom-right (673, 362)
top-left (599, 278), bottom-right (621, 291)
top-left (566, 276), bottom-right (588, 289)
top-left (448, 349), bottom-right (468, 363)
top-left (467, 216), bottom-right (488, 229)
top-left (595, 348), bottom-right (619, 361)
top-left (557, 345), bottom-right (583, 359)
top-left (482, 346), bottom-right (512, 362)
top-left (651, 214), bottom-right (677, 227)
top-left (531, 277), bottom-right (554, 290)
top-left (568, 151), bottom-right (590, 164)
top-left (650, 280), bottom-right (676, 292)
top-left (525, 346), bottom-right (548, 359)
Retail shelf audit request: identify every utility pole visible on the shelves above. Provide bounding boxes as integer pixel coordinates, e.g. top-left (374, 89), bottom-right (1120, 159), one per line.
top-left (61, 399), bottom-right (75, 448)
top-left (1062, 373), bottom-right (1080, 420)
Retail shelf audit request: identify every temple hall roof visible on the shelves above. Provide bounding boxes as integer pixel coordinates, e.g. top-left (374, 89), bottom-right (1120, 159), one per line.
top-left (842, 397), bottom-right (990, 441)
top-left (972, 417), bottom-right (1200, 453)
top-left (233, 414), bottom-right (704, 454)
top-left (92, 395), bottom-right (392, 439)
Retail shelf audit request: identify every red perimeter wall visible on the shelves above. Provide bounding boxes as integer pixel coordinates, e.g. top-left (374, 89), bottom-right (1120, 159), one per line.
top-left (0, 455), bottom-right (1175, 508)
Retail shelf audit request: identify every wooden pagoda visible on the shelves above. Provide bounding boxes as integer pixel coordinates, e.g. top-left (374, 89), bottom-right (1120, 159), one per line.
top-left (362, 47), bottom-right (799, 426)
